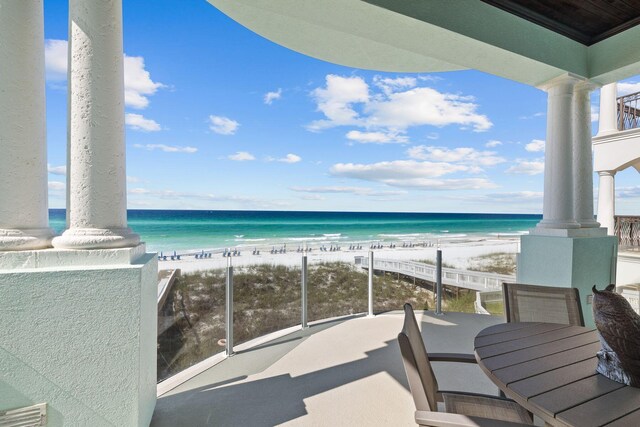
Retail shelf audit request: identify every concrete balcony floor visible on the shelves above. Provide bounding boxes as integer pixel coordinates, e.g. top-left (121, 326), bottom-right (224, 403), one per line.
top-left (151, 311), bottom-right (504, 427)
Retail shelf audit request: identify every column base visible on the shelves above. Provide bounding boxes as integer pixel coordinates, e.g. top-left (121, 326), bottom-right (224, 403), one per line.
top-left (517, 233), bottom-right (618, 328)
top-left (52, 227), bottom-right (140, 249)
top-left (577, 219), bottom-right (601, 228)
top-left (535, 219), bottom-right (581, 230)
top-left (0, 228), bottom-right (55, 251)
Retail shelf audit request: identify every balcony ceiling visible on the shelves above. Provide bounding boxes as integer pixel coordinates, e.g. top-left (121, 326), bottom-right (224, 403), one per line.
top-left (207, 0), bottom-right (640, 86)
top-left (481, 0), bottom-right (640, 46)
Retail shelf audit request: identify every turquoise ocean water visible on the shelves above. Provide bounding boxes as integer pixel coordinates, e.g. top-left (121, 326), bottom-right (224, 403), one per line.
top-left (49, 209), bottom-right (541, 253)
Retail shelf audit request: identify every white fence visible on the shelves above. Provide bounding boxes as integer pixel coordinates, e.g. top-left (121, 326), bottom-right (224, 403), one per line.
top-left (355, 256), bottom-right (514, 293)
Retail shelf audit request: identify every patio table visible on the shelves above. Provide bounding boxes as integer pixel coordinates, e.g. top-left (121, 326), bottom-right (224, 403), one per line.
top-left (474, 322), bottom-right (640, 426)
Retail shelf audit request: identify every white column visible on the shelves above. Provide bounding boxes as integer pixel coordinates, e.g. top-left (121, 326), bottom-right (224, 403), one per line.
top-left (0, 0), bottom-right (54, 251)
top-left (536, 75), bottom-right (580, 231)
top-left (573, 82), bottom-right (600, 228)
top-left (597, 83), bottom-right (619, 136)
top-left (53, 0), bottom-right (139, 249)
top-left (597, 171), bottom-right (616, 235)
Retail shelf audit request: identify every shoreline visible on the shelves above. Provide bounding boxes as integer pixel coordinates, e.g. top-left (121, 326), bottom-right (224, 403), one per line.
top-left (157, 235), bottom-right (520, 273)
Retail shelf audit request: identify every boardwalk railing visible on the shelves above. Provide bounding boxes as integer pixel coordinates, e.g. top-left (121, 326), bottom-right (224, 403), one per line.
top-left (355, 257), bottom-right (514, 293)
top-left (614, 215), bottom-right (640, 248)
top-left (618, 91), bottom-right (640, 131)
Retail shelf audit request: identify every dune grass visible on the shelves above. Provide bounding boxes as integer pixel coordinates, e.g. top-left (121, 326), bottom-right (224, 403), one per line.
top-left (467, 252), bottom-right (516, 275)
top-left (157, 261), bottom-right (435, 381)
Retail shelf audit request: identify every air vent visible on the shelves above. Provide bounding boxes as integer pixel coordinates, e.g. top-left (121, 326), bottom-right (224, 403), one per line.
top-left (0, 403), bottom-right (46, 426)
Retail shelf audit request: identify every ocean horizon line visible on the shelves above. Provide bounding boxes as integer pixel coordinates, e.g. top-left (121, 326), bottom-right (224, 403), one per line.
top-left (48, 208), bottom-right (543, 217)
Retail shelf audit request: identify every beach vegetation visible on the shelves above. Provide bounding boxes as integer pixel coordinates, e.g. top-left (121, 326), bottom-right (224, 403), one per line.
top-left (467, 252), bottom-right (516, 275)
top-left (157, 261), bottom-right (488, 381)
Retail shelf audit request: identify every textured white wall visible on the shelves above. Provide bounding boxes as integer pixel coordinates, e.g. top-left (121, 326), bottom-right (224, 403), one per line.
top-left (0, 247), bottom-right (157, 426)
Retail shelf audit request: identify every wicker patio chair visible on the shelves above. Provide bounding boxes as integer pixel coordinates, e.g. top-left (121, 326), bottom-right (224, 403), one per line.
top-left (502, 283), bottom-right (584, 327)
top-left (398, 303), bottom-right (533, 427)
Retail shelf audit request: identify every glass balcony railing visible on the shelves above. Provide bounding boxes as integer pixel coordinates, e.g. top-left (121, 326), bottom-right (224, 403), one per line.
top-left (157, 268), bottom-right (226, 382)
top-left (156, 248), bottom-right (510, 384)
top-left (233, 263), bottom-right (302, 346)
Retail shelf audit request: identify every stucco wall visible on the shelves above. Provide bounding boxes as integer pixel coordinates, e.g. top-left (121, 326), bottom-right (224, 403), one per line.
top-left (517, 234), bottom-right (618, 328)
top-left (0, 248), bottom-right (157, 426)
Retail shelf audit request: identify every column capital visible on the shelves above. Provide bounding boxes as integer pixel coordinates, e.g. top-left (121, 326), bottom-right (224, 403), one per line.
top-left (574, 80), bottom-right (601, 92)
top-left (598, 170), bottom-right (617, 177)
top-left (537, 73), bottom-right (583, 92)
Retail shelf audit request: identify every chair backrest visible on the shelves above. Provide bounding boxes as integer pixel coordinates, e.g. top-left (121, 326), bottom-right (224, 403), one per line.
top-left (398, 303), bottom-right (439, 412)
top-left (502, 283), bottom-right (584, 326)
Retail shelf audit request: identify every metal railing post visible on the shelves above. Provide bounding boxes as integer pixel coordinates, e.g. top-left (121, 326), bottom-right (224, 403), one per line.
top-left (225, 256), bottom-right (234, 356)
top-left (301, 254), bottom-right (308, 329)
top-left (368, 250), bottom-right (374, 317)
top-left (435, 249), bottom-right (443, 315)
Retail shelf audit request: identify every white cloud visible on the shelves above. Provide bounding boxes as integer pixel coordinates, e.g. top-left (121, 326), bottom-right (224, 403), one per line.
top-left (366, 87), bottom-right (492, 132)
top-left (373, 76), bottom-right (417, 95)
top-left (278, 153), bottom-right (301, 163)
top-left (44, 40), bottom-right (165, 109)
top-left (123, 55), bottom-right (165, 109)
top-left (331, 160), bottom-right (468, 181)
top-left (505, 159), bottom-right (544, 175)
top-left (591, 104), bottom-right (599, 122)
top-left (133, 144), bottom-right (197, 153)
top-left (209, 115), bottom-right (239, 135)
top-left (378, 178), bottom-right (497, 190)
top-left (127, 176), bottom-right (140, 183)
top-left (48, 164), bottom-right (67, 176)
top-left (264, 88), bottom-right (282, 105)
top-left (44, 39), bottom-right (67, 80)
top-left (127, 187), bottom-right (290, 209)
top-left (407, 146), bottom-right (505, 168)
top-left (308, 74), bottom-right (491, 134)
top-left (228, 151), bottom-right (255, 161)
top-left (291, 186), bottom-right (407, 196)
top-left (346, 130), bottom-right (409, 144)
top-left (125, 113), bottom-right (162, 132)
top-left (300, 194), bottom-right (326, 201)
top-left (524, 139), bottom-right (545, 152)
top-left (48, 181), bottom-right (65, 191)
top-left (308, 75), bottom-right (369, 131)
top-left (266, 154), bottom-right (302, 163)
top-left (616, 186), bottom-right (640, 198)
top-left (426, 132), bottom-right (439, 140)
top-left (485, 140), bottom-right (502, 148)
top-left (486, 191), bottom-right (543, 202)
top-left (519, 112), bottom-right (545, 120)
top-left (618, 82), bottom-right (640, 96)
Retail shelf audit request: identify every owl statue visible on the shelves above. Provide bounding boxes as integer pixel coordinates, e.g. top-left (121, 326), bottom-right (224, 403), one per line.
top-left (592, 284), bottom-right (640, 387)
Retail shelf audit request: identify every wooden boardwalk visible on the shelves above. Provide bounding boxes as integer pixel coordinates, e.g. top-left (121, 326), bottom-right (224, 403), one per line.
top-left (356, 256), bottom-right (514, 293)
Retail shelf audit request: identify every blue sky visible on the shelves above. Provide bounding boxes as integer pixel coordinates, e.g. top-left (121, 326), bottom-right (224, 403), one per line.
top-left (43, 0), bottom-right (640, 214)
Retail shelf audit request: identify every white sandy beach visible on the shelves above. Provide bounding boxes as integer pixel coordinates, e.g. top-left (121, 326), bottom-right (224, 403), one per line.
top-left (157, 236), bottom-right (520, 273)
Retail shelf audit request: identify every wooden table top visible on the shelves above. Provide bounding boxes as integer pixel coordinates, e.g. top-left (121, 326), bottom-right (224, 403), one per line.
top-left (474, 322), bottom-right (640, 427)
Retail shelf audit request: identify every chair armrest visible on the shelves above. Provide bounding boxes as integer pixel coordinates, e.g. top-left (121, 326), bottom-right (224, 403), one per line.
top-left (428, 353), bottom-right (477, 364)
top-left (441, 392), bottom-right (533, 425)
top-left (415, 411), bottom-right (531, 427)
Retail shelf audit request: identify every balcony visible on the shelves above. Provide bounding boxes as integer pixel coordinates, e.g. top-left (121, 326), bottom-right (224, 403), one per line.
top-left (151, 310), bottom-right (502, 426)
top-left (615, 215), bottom-right (640, 250)
top-left (617, 91), bottom-right (640, 131)
top-left (151, 255), bottom-right (509, 425)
